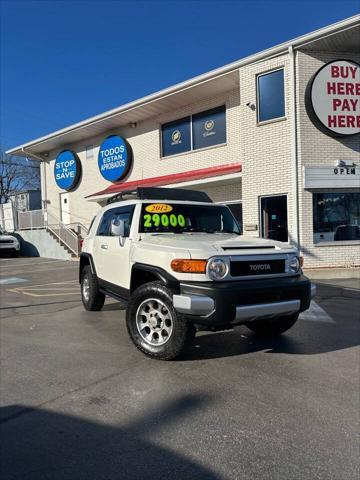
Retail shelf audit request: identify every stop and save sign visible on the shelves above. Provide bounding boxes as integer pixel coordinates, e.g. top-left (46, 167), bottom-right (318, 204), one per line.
top-left (309, 60), bottom-right (360, 136)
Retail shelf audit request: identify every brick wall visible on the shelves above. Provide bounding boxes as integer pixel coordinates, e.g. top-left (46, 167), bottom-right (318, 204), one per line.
top-left (296, 50), bottom-right (360, 268)
top-left (44, 87), bottom-right (241, 226)
top-left (42, 47), bottom-right (359, 268)
top-left (239, 54), bottom-right (294, 239)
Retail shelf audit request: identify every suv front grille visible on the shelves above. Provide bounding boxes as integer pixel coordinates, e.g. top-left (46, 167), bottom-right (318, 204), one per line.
top-left (230, 259), bottom-right (285, 277)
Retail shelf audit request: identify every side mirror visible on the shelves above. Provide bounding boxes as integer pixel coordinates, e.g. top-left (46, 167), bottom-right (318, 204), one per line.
top-left (110, 219), bottom-right (125, 238)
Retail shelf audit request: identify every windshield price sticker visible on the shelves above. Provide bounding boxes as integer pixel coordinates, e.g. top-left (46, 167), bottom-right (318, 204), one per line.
top-left (143, 213), bottom-right (186, 228)
top-left (145, 204), bottom-right (173, 213)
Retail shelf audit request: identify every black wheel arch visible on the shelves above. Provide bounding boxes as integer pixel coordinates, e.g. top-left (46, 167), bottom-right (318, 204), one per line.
top-left (79, 253), bottom-right (97, 283)
top-left (130, 263), bottom-right (180, 294)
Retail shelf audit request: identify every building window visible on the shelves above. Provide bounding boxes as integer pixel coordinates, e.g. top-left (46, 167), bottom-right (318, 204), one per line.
top-left (161, 105), bottom-right (226, 157)
top-left (86, 145), bottom-right (94, 159)
top-left (161, 117), bottom-right (191, 157)
top-left (192, 106), bottom-right (226, 150)
top-left (313, 192), bottom-right (360, 243)
top-left (257, 69), bottom-right (285, 123)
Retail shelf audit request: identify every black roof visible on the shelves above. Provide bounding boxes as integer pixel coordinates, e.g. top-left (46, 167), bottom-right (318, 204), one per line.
top-left (107, 187), bottom-right (213, 205)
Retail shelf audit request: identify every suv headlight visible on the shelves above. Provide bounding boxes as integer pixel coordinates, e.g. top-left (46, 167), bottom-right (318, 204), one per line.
top-left (289, 256), bottom-right (300, 273)
top-left (207, 258), bottom-right (228, 280)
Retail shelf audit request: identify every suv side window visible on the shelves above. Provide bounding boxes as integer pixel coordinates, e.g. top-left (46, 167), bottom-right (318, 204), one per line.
top-left (97, 206), bottom-right (135, 237)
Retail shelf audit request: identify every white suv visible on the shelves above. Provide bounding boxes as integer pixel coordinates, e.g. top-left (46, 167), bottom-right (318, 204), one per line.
top-left (80, 188), bottom-right (314, 360)
top-left (0, 227), bottom-right (20, 256)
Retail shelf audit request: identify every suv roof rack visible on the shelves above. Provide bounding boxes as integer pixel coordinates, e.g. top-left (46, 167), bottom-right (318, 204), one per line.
top-left (107, 187), bottom-right (213, 205)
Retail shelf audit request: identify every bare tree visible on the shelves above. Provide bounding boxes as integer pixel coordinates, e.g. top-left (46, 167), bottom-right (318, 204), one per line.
top-left (0, 149), bottom-right (40, 203)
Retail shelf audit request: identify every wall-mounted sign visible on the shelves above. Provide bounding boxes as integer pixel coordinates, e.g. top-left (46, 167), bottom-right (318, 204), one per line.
top-left (304, 165), bottom-right (360, 189)
top-left (161, 117), bottom-right (191, 157)
top-left (98, 135), bottom-right (132, 182)
top-left (306, 59), bottom-right (360, 137)
top-left (192, 105), bottom-right (226, 150)
top-left (54, 150), bottom-right (82, 191)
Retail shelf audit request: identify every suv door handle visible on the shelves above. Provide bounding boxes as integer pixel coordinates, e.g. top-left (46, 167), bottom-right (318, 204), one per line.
top-left (100, 243), bottom-right (108, 250)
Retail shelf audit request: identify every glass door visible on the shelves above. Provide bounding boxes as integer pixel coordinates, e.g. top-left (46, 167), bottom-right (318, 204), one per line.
top-left (260, 195), bottom-right (288, 242)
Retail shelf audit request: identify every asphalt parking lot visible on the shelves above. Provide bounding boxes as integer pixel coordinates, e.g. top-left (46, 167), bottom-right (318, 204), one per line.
top-left (0, 257), bottom-right (359, 480)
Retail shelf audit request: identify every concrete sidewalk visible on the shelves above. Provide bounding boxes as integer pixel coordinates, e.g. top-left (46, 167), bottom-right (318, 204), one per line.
top-left (313, 277), bottom-right (360, 300)
top-left (304, 267), bottom-right (360, 281)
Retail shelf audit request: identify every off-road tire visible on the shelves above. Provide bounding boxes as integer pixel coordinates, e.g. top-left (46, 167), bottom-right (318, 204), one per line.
top-left (245, 313), bottom-right (299, 336)
top-left (81, 265), bottom-right (105, 311)
top-left (126, 281), bottom-right (193, 360)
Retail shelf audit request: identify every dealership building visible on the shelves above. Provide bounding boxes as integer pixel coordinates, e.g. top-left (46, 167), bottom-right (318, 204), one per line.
top-left (7, 15), bottom-right (360, 268)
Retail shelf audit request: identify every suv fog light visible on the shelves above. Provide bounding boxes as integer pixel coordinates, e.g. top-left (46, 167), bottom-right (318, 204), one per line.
top-left (207, 258), bottom-right (228, 280)
top-left (289, 256), bottom-right (300, 273)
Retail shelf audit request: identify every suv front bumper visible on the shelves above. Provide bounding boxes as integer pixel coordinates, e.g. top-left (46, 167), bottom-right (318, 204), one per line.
top-left (173, 275), bottom-right (314, 326)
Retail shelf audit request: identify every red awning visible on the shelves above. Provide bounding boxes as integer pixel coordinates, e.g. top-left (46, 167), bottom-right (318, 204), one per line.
top-left (88, 163), bottom-right (242, 198)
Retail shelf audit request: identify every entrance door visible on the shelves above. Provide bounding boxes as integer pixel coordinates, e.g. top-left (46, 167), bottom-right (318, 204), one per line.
top-left (60, 193), bottom-right (70, 225)
top-left (226, 202), bottom-right (243, 233)
top-left (260, 195), bottom-right (288, 242)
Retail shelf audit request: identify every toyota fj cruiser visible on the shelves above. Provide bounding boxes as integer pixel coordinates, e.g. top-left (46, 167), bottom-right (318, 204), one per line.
top-left (80, 187), bottom-right (314, 360)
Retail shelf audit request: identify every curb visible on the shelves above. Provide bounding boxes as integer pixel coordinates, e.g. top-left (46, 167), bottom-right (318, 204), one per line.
top-left (314, 282), bottom-right (360, 300)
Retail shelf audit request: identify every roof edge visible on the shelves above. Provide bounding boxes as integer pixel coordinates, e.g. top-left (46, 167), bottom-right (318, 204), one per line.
top-left (87, 163), bottom-right (242, 199)
top-left (6, 14), bottom-right (360, 156)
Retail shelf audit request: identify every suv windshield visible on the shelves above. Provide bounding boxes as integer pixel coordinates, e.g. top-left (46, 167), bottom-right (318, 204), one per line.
top-left (140, 203), bottom-right (241, 234)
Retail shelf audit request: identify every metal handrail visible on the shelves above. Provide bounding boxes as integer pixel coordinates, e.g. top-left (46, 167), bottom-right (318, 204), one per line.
top-left (17, 209), bottom-right (45, 230)
top-left (67, 222), bottom-right (89, 238)
top-left (46, 211), bottom-right (80, 255)
top-left (17, 209), bottom-right (81, 256)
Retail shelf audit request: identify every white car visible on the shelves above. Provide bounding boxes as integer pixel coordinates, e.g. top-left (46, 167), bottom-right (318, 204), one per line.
top-left (0, 227), bottom-right (20, 257)
top-left (80, 188), bottom-right (314, 360)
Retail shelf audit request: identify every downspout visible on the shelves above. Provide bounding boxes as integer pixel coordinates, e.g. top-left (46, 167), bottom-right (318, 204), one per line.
top-left (288, 46), bottom-right (300, 251)
top-left (21, 147), bottom-right (46, 163)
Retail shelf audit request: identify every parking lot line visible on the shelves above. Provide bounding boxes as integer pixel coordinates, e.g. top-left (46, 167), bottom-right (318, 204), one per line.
top-left (7, 280), bottom-right (80, 297)
top-left (0, 277), bottom-right (28, 285)
top-left (0, 259), bottom-right (72, 269)
top-left (299, 301), bottom-right (335, 323)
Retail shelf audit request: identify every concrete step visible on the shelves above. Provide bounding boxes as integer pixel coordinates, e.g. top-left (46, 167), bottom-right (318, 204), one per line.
top-left (15, 229), bottom-right (75, 260)
top-left (47, 229), bottom-right (78, 257)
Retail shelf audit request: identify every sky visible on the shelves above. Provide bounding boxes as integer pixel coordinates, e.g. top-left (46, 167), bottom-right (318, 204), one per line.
top-left (1, 0), bottom-right (359, 151)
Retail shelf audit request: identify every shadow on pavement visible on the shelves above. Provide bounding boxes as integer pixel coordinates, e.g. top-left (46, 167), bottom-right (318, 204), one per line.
top-left (102, 302), bottom-right (126, 312)
top-left (181, 292), bottom-right (359, 361)
top-left (0, 394), bottom-right (220, 480)
top-left (181, 327), bottom-right (356, 361)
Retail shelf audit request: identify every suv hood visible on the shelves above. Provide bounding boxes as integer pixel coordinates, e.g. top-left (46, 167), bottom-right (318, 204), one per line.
top-left (140, 233), bottom-right (296, 255)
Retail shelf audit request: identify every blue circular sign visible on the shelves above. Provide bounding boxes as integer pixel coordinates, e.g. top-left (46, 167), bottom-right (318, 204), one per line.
top-left (54, 150), bottom-right (81, 191)
top-left (98, 135), bottom-right (132, 182)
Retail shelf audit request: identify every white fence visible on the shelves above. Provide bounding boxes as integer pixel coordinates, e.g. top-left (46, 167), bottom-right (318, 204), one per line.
top-left (0, 203), bottom-right (15, 232)
top-left (18, 209), bottom-right (45, 230)
top-left (17, 209), bottom-right (85, 256)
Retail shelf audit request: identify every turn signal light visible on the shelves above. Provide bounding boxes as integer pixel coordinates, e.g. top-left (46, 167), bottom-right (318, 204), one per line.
top-left (171, 259), bottom-right (207, 273)
top-left (300, 256), bottom-right (304, 267)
